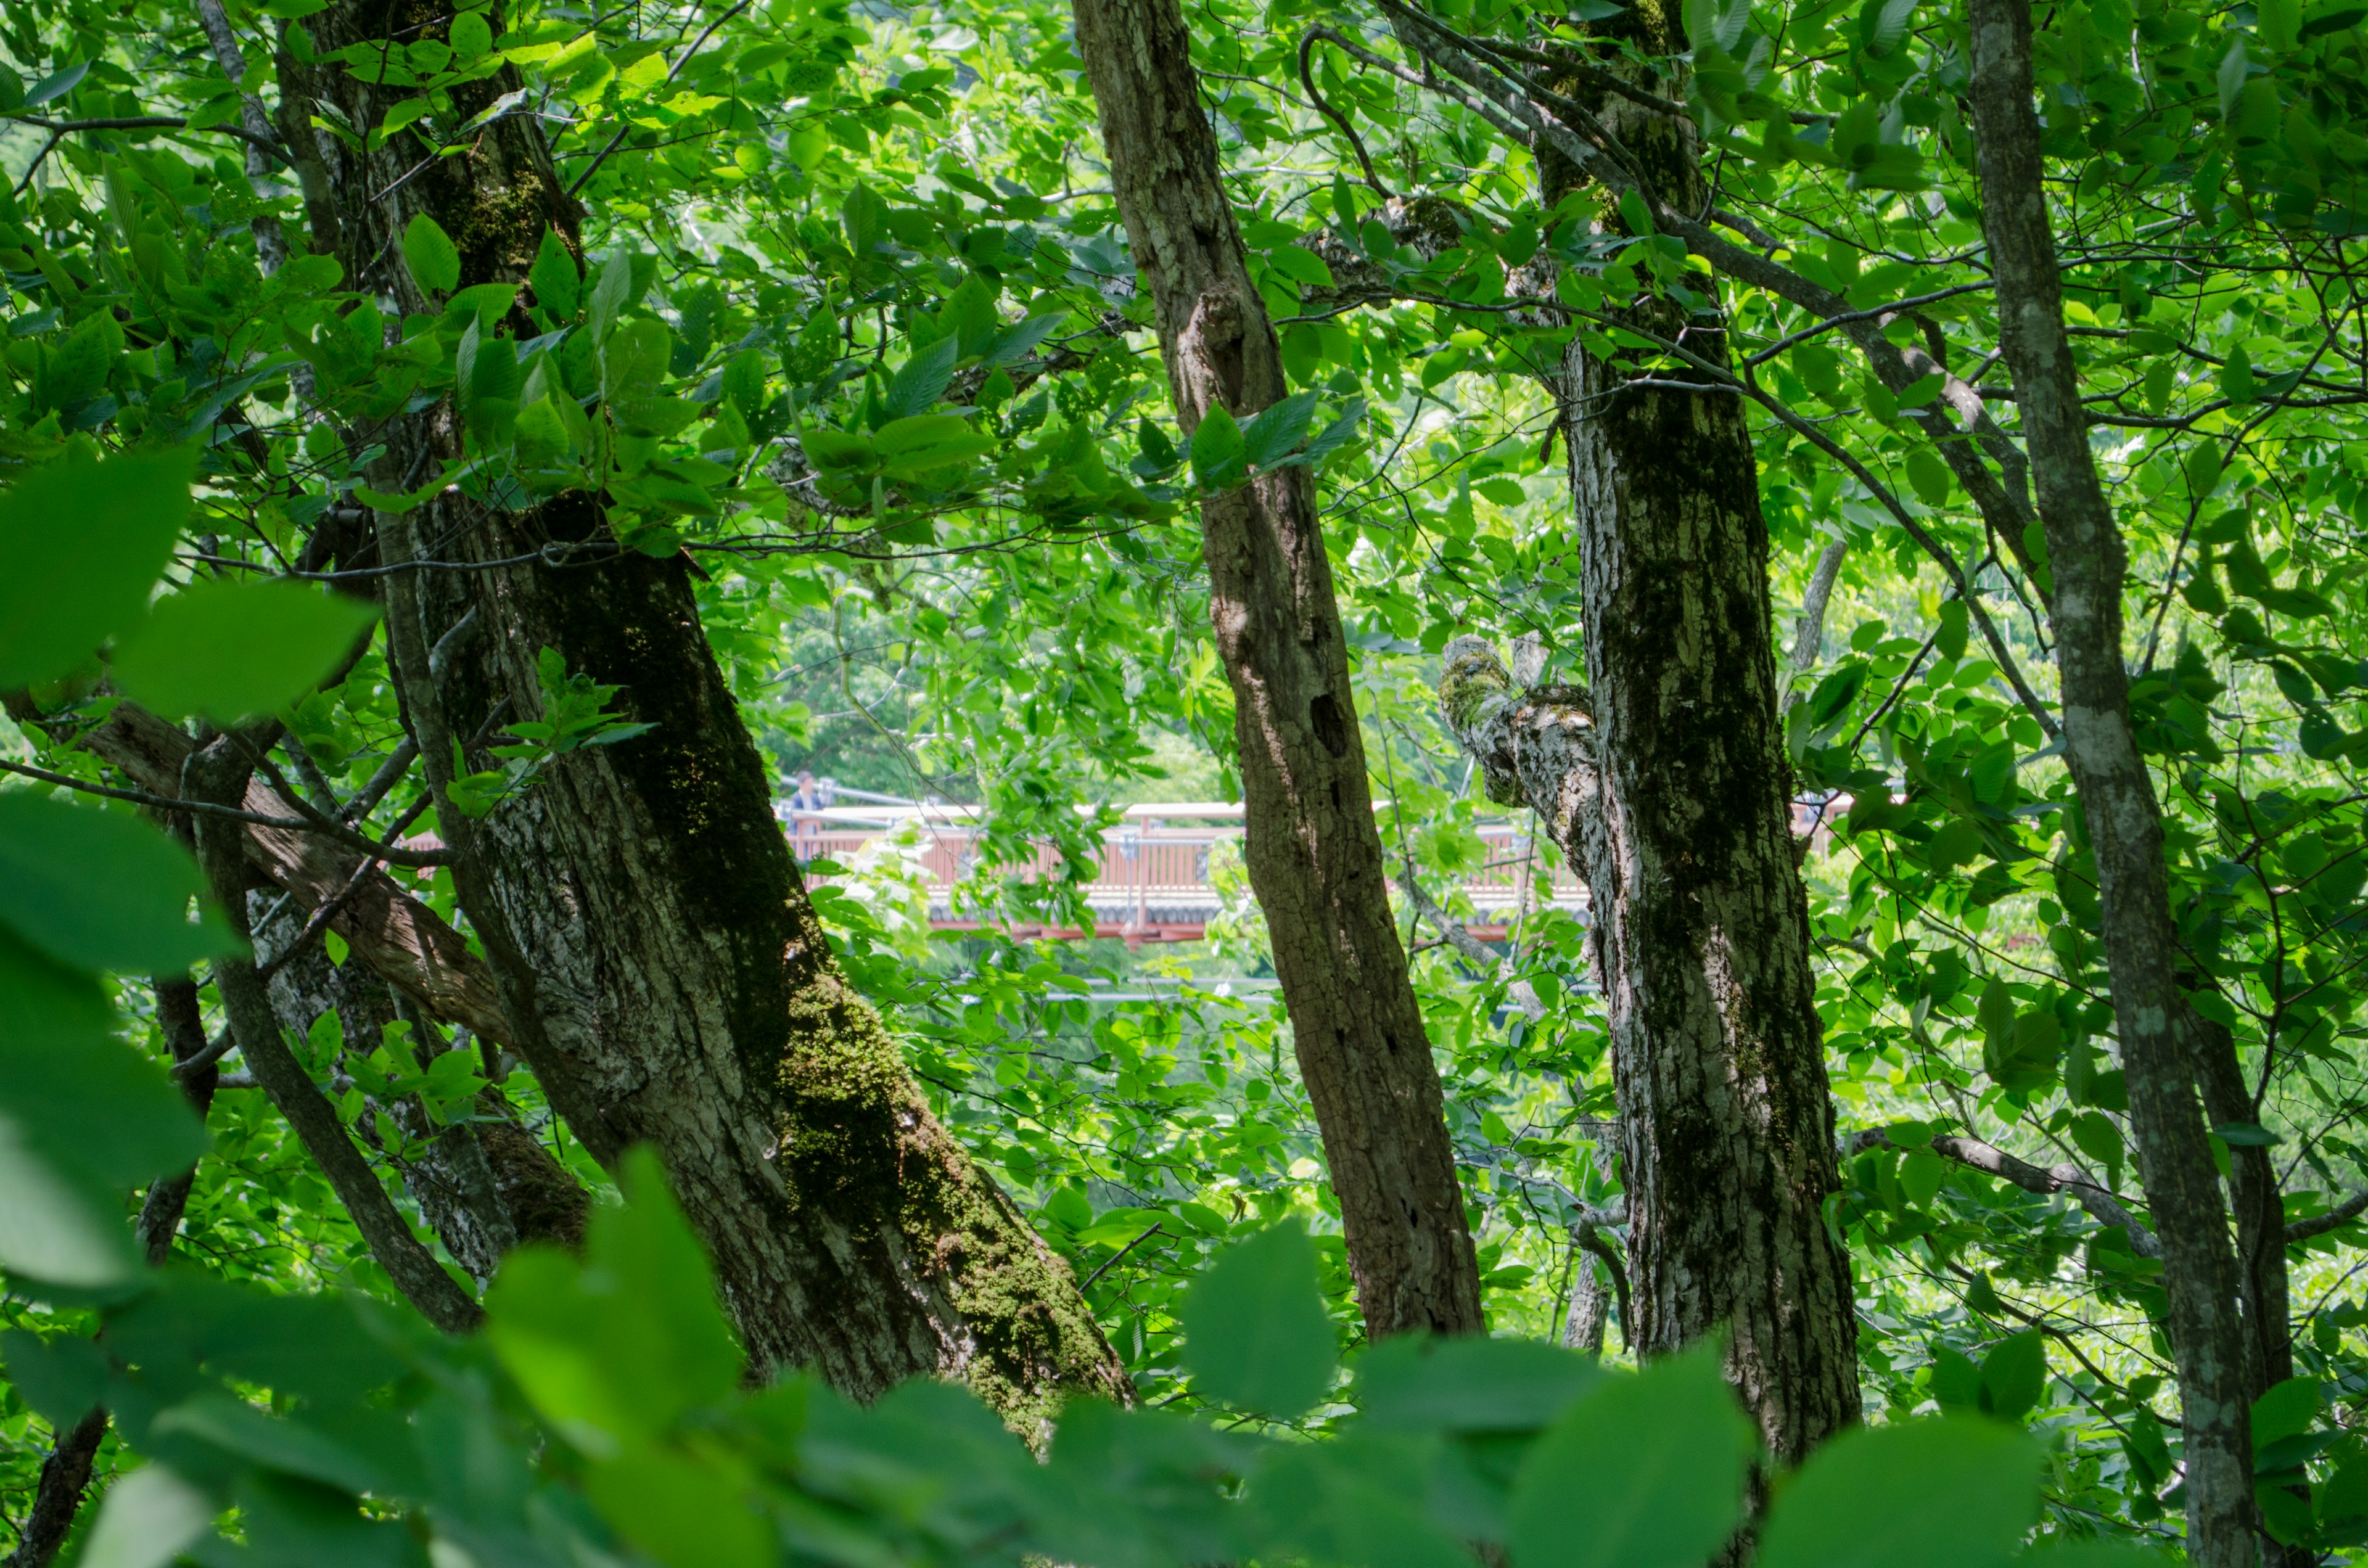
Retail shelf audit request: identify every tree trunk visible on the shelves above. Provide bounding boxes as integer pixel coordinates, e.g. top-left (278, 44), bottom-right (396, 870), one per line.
top-left (261, 916), bottom-right (588, 1279)
top-left (184, 734), bottom-right (488, 1337)
top-left (1965, 4), bottom-right (2257, 1561)
top-left (286, 1), bottom-right (1127, 1422)
top-left (1068, 0), bottom-right (1483, 1336)
top-left (1432, 23), bottom-right (1859, 1463)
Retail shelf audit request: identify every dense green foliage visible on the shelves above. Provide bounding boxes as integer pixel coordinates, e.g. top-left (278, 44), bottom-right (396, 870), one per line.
top-left (8, 0), bottom-right (2368, 1556)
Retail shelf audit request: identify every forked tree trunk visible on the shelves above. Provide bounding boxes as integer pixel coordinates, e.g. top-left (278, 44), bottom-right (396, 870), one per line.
top-left (1442, 20), bottom-right (1859, 1464)
top-left (273, 1), bottom-right (1127, 1422)
top-left (1069, 0), bottom-right (1483, 1336)
top-left (1966, 2), bottom-right (2255, 1558)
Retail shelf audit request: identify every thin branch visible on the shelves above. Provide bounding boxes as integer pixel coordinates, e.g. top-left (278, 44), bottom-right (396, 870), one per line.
top-left (1297, 31), bottom-right (1394, 197)
top-left (1, 112), bottom-right (289, 166)
top-left (562, 1), bottom-right (752, 197)
top-left (1080, 1223), bottom-right (1165, 1289)
top-left (2287, 1188), bottom-right (2368, 1246)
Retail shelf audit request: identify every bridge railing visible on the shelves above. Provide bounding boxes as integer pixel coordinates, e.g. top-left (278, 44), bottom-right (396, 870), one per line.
top-left (779, 802), bottom-right (1585, 940)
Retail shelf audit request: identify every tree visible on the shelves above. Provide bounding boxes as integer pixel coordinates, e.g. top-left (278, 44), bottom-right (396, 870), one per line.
top-left (1070, 0), bottom-right (1483, 1336)
top-left (11, 0), bottom-right (2368, 1558)
top-left (1415, 0), bottom-right (1863, 1461)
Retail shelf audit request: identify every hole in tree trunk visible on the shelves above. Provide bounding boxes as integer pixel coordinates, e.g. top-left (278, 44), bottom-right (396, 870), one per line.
top-left (1310, 692), bottom-right (1350, 758)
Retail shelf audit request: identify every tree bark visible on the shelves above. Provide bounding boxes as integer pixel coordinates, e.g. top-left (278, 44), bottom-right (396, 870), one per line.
top-left (1425, 17), bottom-right (1860, 1464)
top-left (1439, 641), bottom-right (1857, 1463)
top-left (1068, 0), bottom-right (1483, 1337)
top-left (282, 1), bottom-right (1127, 1422)
top-left (1965, 4), bottom-right (2256, 1562)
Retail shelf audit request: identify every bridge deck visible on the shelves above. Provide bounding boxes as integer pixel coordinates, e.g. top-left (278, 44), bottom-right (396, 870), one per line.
top-left (779, 802), bottom-right (1587, 944)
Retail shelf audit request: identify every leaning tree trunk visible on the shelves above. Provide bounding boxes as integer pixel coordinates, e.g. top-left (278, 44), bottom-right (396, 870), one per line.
top-left (1967, 2), bottom-right (2256, 1559)
top-left (1069, 0), bottom-right (1483, 1335)
top-left (261, 914), bottom-right (590, 1281)
top-left (278, 1), bottom-right (1127, 1424)
top-left (1442, 19), bottom-right (1859, 1464)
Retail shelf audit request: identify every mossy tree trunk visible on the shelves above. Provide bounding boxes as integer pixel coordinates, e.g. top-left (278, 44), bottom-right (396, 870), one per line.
top-left (1069, 0), bottom-right (1484, 1336)
top-left (282, 0), bottom-right (1128, 1422)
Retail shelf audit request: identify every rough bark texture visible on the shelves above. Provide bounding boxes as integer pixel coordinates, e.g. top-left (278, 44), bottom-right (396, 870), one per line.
top-left (1785, 540), bottom-right (1849, 696)
top-left (1424, 7), bottom-right (1859, 1465)
top-left (1439, 641), bottom-right (1857, 1462)
top-left (13, 696), bottom-right (511, 1044)
top-left (1965, 4), bottom-right (2256, 1562)
top-left (1069, 0), bottom-right (1483, 1337)
top-left (281, 1), bottom-right (1127, 1421)
top-left (1, 1410), bottom-right (107, 1568)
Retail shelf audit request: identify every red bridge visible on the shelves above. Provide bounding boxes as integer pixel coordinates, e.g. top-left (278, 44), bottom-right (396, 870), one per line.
top-left (780, 800), bottom-right (1588, 944)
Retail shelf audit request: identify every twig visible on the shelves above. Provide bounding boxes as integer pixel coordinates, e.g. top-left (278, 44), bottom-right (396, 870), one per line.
top-left (1, 112), bottom-right (289, 166)
top-left (1297, 32), bottom-right (1392, 198)
top-left (2288, 1188), bottom-right (2368, 1246)
top-left (562, 1), bottom-right (752, 197)
top-left (1080, 1223), bottom-right (1165, 1289)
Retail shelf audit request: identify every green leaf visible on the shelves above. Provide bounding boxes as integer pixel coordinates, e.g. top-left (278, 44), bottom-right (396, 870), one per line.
top-left (487, 1146), bottom-right (740, 1450)
top-left (1901, 1148), bottom-right (1947, 1206)
top-left (2221, 343), bottom-right (2256, 404)
top-left (2253, 1377), bottom-right (2321, 1448)
top-left (586, 1448), bottom-right (773, 1568)
top-left (1934, 598), bottom-right (1970, 660)
top-left (1190, 405), bottom-right (1249, 493)
top-left (1508, 1342), bottom-right (1751, 1568)
top-left (875, 413), bottom-right (981, 457)
top-left (0, 1328), bottom-right (106, 1427)
top-left (802, 427), bottom-right (876, 470)
top-left (2068, 1110), bottom-right (2123, 1173)
top-left (1253, 1435), bottom-right (1473, 1568)
top-left (401, 213), bottom-right (461, 295)
top-left (1178, 1218), bottom-right (1336, 1417)
top-left (1241, 392), bottom-right (1319, 470)
top-left (1269, 398), bottom-right (1367, 471)
top-left (1756, 1419), bottom-right (2041, 1568)
top-left (1355, 1334), bottom-right (1605, 1431)
top-left (449, 7), bottom-right (493, 56)
top-left (2218, 36), bottom-right (2249, 120)
top-left (720, 347), bottom-right (767, 415)
top-left (150, 1393), bottom-right (389, 1495)
top-left (1930, 1344), bottom-right (1984, 1411)
top-left (78, 1466), bottom-right (216, 1568)
top-left (1980, 1330), bottom-right (2047, 1421)
top-left (528, 228), bottom-right (580, 319)
top-left (1854, 0), bottom-right (1918, 54)
top-left (1906, 446), bottom-right (1953, 506)
top-left (1267, 245), bottom-right (1336, 289)
top-left (884, 334), bottom-right (960, 420)
top-left (0, 926), bottom-right (208, 1185)
top-left (2213, 1120), bottom-right (2282, 1146)
top-left (0, 447), bottom-right (194, 689)
top-left (512, 394), bottom-right (575, 470)
top-left (0, 926), bottom-right (202, 1287)
top-left (0, 794), bottom-right (234, 972)
top-left (113, 580), bottom-right (380, 722)
top-left (587, 248), bottom-right (639, 343)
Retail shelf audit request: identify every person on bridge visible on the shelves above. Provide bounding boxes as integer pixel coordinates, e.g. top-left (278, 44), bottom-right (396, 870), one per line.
top-left (787, 771), bottom-right (835, 861)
